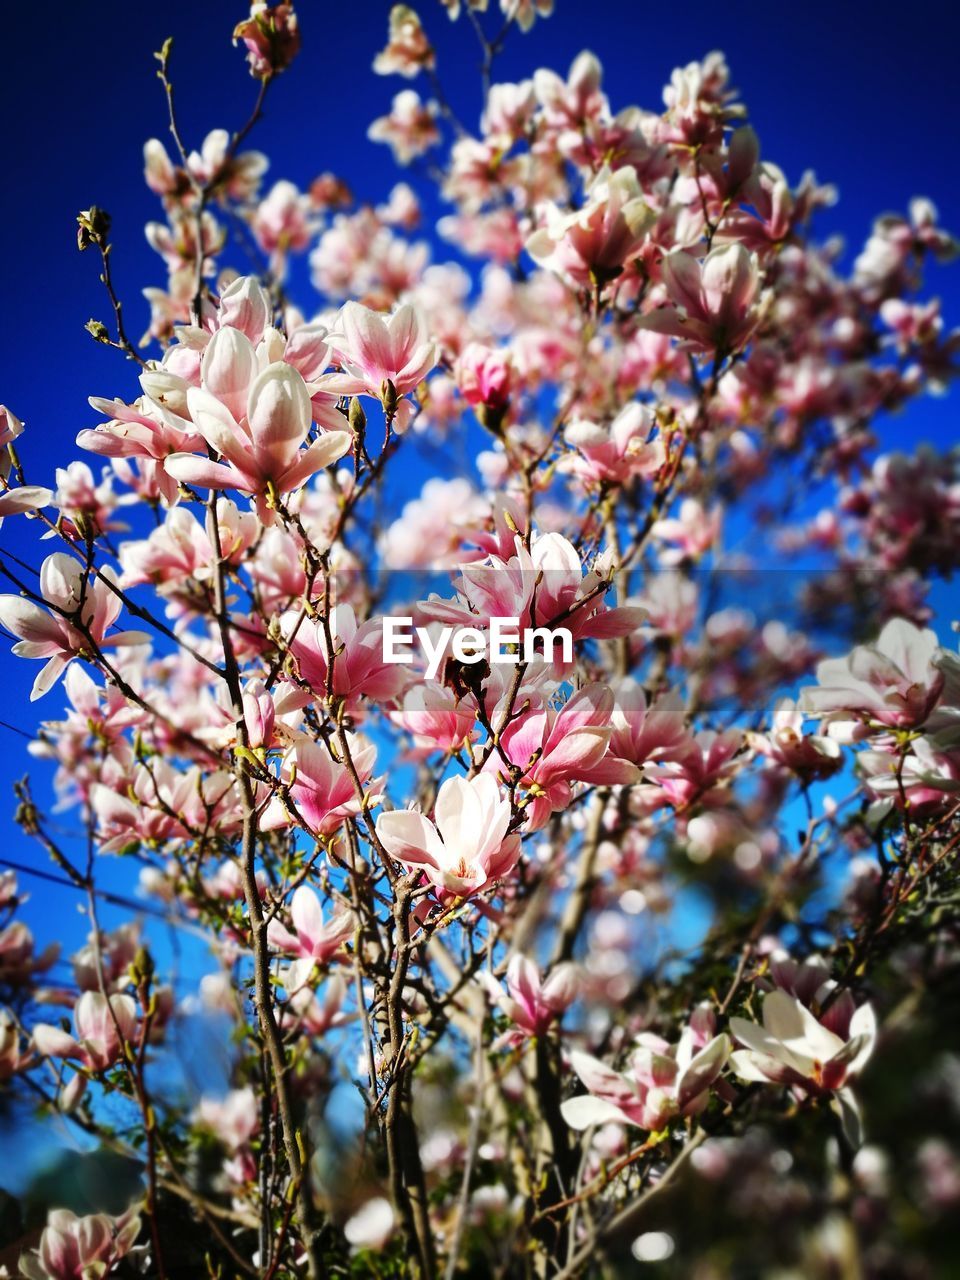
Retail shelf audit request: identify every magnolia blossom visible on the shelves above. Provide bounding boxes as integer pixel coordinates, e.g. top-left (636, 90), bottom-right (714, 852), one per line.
top-left (426, 532), bottom-right (646, 651)
top-left (32, 991), bottom-right (138, 1071)
top-left (799, 617), bottom-right (945, 735)
top-left (343, 1197), bottom-right (397, 1251)
top-left (183, 130), bottom-right (268, 202)
top-left (456, 342), bottom-right (513, 416)
top-left (730, 990), bottom-right (876, 1145)
top-left (482, 954), bottom-right (580, 1038)
top-left (638, 244), bottom-right (762, 352)
top-left (562, 1028), bottom-right (731, 1130)
top-left (0, 403), bottom-right (24, 477)
top-left (376, 773), bottom-right (520, 896)
top-left (194, 1087), bottom-right (260, 1180)
top-left (749, 697), bottom-right (842, 780)
top-left (165, 335), bottom-right (351, 517)
top-left (252, 180), bottom-right (313, 272)
top-left (501, 0), bottom-right (553, 32)
top-left (0, 1009), bottom-right (27, 1080)
top-left (319, 302), bottom-right (437, 432)
top-left (492, 685), bottom-right (641, 828)
top-left (266, 885), bottom-right (356, 965)
top-left (388, 682), bottom-right (477, 755)
top-left (858, 734), bottom-right (960, 813)
top-left (261, 735), bottom-right (379, 837)
top-left (0, 553), bottom-right (147, 699)
top-left (651, 498), bottom-right (723, 564)
top-left (561, 403), bottom-right (665, 488)
top-left (368, 90), bottom-right (440, 165)
top-left (643, 727), bottom-right (742, 809)
top-left (526, 166), bottom-right (652, 287)
top-left (282, 964), bottom-right (351, 1035)
top-left (280, 604), bottom-right (408, 708)
top-left (373, 5), bottom-right (434, 78)
top-left (233, 2), bottom-right (301, 78)
top-left (19, 1207), bottom-right (142, 1280)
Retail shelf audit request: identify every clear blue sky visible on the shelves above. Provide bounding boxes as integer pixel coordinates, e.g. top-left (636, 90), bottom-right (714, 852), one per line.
top-left (0, 0), bottom-right (957, 1025)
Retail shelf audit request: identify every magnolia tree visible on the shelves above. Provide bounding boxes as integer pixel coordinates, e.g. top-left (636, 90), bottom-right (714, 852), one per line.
top-left (1, 2), bottom-right (959, 1277)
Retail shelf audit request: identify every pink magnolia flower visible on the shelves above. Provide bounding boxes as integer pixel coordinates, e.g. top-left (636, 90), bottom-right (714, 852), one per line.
top-left (165, 339), bottom-right (351, 518)
top-left (194, 1087), bottom-right (259, 1180)
top-left (501, 0), bottom-right (553, 32)
top-left (373, 6), bottom-right (435, 78)
top-left (748, 697), bottom-right (842, 781)
top-left (526, 167), bottom-right (652, 288)
top-left (481, 80), bottom-right (536, 146)
top-left (492, 685), bottom-right (640, 828)
top-left (282, 965), bottom-right (351, 1036)
top-left (368, 90), bottom-right (440, 165)
top-left (456, 342), bottom-right (513, 416)
top-left (651, 498), bottom-right (723, 564)
top-left (319, 302), bottom-right (437, 433)
top-left (49, 461), bottom-right (122, 538)
top-left (261, 735), bottom-right (379, 837)
top-left (32, 991), bottom-right (138, 1072)
top-left (858, 736), bottom-right (960, 814)
top-left (266, 885), bottom-right (356, 963)
top-left (799, 617), bottom-right (945, 734)
top-left (252, 180), bottom-right (313, 276)
top-left (233, 2), bottom-right (301, 79)
top-left (730, 989), bottom-right (876, 1146)
top-left (376, 773), bottom-right (520, 897)
top-left (0, 1009), bottom-right (28, 1081)
top-left (388, 683), bottom-right (477, 756)
top-left (0, 553), bottom-right (148, 700)
top-left (184, 130), bottom-right (268, 203)
top-left (344, 1198), bottom-right (397, 1252)
top-left (608, 682), bottom-right (689, 767)
top-left (426, 532), bottom-right (646, 654)
top-left (19, 1207), bottom-right (141, 1280)
top-left (280, 604), bottom-right (408, 709)
top-left (562, 1028), bottom-right (730, 1131)
top-left (561, 403), bottom-right (665, 488)
top-left (484, 954), bottom-right (580, 1038)
top-left (1, 923), bottom-right (54, 989)
top-left (78, 388), bottom-right (205, 507)
top-left (90, 764), bottom-right (239, 853)
top-left (642, 727), bottom-right (742, 810)
top-left (637, 243), bottom-right (762, 352)
top-left (533, 51), bottom-right (606, 131)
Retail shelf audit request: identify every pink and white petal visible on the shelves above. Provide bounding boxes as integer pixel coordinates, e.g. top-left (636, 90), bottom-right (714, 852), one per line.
top-left (762, 991), bottom-right (843, 1062)
top-left (290, 886), bottom-right (325, 952)
top-left (33, 1024), bottom-right (83, 1059)
top-left (277, 431), bottom-right (352, 492)
top-left (677, 1033), bottom-right (730, 1106)
top-left (376, 809), bottom-right (446, 870)
top-left (164, 454), bottom-right (250, 493)
top-left (32, 653), bottom-right (71, 700)
top-left (266, 920), bottom-right (302, 954)
top-left (0, 596), bottom-right (61, 645)
top-left (560, 1095), bottom-right (633, 1130)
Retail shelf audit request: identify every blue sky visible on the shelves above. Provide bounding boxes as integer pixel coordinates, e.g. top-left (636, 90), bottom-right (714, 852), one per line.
top-left (0, 1), bottom-right (958, 1158)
